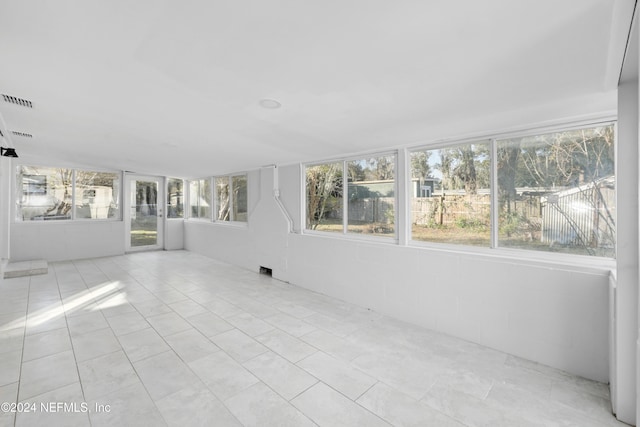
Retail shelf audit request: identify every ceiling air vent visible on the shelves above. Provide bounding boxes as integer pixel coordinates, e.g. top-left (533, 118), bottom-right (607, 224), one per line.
top-left (2, 94), bottom-right (33, 108)
top-left (11, 130), bottom-right (33, 138)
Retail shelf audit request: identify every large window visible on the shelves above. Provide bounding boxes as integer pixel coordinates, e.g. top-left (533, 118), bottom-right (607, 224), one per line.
top-left (75, 171), bottom-right (120, 219)
top-left (232, 175), bottom-right (248, 222)
top-left (305, 153), bottom-right (396, 238)
top-left (215, 174), bottom-right (248, 222)
top-left (167, 178), bottom-right (184, 218)
top-left (189, 178), bottom-right (211, 219)
top-left (496, 125), bottom-right (615, 257)
top-left (410, 142), bottom-right (490, 246)
top-left (305, 122), bottom-right (615, 259)
top-left (306, 162), bottom-right (343, 233)
top-left (16, 166), bottom-right (120, 221)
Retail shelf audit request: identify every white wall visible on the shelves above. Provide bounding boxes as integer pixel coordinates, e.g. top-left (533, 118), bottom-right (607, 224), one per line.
top-left (614, 7), bottom-right (639, 425)
top-left (10, 221), bottom-right (125, 262)
top-left (0, 157), bottom-right (11, 260)
top-left (165, 219), bottom-right (184, 251)
top-left (186, 164), bottom-right (612, 382)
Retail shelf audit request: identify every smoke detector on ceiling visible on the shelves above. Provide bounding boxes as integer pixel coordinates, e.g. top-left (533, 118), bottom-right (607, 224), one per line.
top-left (259, 99), bottom-right (281, 109)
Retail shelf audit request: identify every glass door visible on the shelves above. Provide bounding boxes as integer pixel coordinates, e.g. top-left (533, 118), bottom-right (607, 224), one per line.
top-left (125, 175), bottom-right (164, 251)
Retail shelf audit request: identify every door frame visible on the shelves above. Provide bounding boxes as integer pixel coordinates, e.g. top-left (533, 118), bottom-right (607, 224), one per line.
top-left (124, 174), bottom-right (165, 252)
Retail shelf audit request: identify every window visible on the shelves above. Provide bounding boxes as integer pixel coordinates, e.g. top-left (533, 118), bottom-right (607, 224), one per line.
top-left (497, 125), bottom-right (615, 257)
top-left (232, 175), bottom-right (248, 222)
top-left (306, 162), bottom-right (343, 232)
top-left (347, 155), bottom-right (395, 237)
top-left (305, 122), bottom-right (615, 258)
top-left (215, 174), bottom-right (248, 222)
top-left (406, 123), bottom-right (615, 258)
top-left (215, 177), bottom-right (229, 221)
top-left (410, 142), bottom-right (490, 246)
top-left (189, 178), bottom-right (211, 219)
top-left (75, 170), bottom-right (120, 219)
top-left (167, 178), bottom-right (184, 218)
top-left (16, 166), bottom-right (121, 221)
top-left (305, 153), bottom-right (396, 238)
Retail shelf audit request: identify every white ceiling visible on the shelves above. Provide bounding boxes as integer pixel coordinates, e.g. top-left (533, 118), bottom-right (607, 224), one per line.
top-left (0, 0), bottom-right (635, 178)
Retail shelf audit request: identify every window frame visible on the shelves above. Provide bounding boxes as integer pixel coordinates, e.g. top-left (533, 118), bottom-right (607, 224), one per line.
top-left (304, 150), bottom-right (399, 242)
top-left (302, 118), bottom-right (616, 264)
top-left (186, 173), bottom-right (248, 225)
top-left (214, 173), bottom-right (249, 224)
top-left (187, 177), bottom-right (213, 221)
top-left (407, 119), bottom-right (617, 261)
top-left (166, 177), bottom-right (185, 219)
top-left (14, 164), bottom-right (122, 222)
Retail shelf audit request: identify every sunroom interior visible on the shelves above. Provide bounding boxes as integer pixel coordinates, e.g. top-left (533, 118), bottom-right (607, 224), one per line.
top-left (0, 1), bottom-right (639, 426)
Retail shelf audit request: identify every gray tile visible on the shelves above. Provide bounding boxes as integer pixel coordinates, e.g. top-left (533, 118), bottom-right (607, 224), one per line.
top-left (88, 381), bottom-right (167, 427)
top-left (0, 327), bottom-right (25, 355)
top-left (292, 382), bottom-right (390, 426)
top-left (203, 298), bottom-right (243, 318)
top-left (133, 350), bottom-right (202, 401)
top-left (297, 351), bottom-right (376, 400)
top-left (358, 382), bottom-right (465, 427)
top-left (0, 251), bottom-right (620, 427)
top-left (118, 327), bottom-right (171, 362)
top-left (132, 299), bottom-right (173, 317)
top-left (188, 351), bottom-right (259, 401)
top-left (256, 329), bottom-right (317, 363)
top-left (22, 327), bottom-right (72, 362)
top-left (0, 382), bottom-right (17, 427)
top-left (163, 329), bottom-right (220, 363)
top-left (210, 329), bottom-right (268, 363)
top-left (156, 386), bottom-right (242, 427)
top-left (15, 382), bottom-right (89, 427)
top-left (168, 299), bottom-right (208, 318)
top-left (146, 312), bottom-right (192, 337)
top-left (300, 329), bottom-right (367, 361)
top-left (243, 351), bottom-right (317, 400)
top-left (106, 311), bottom-right (149, 336)
top-left (66, 311), bottom-right (109, 338)
top-left (226, 312), bottom-right (275, 337)
top-left (78, 350), bottom-right (139, 400)
top-left (225, 382), bottom-right (315, 427)
top-left (186, 312), bottom-right (234, 337)
top-left (19, 350), bottom-right (79, 400)
top-left (71, 327), bottom-right (122, 362)
top-left (423, 382), bottom-right (543, 427)
top-left (264, 313), bottom-right (317, 337)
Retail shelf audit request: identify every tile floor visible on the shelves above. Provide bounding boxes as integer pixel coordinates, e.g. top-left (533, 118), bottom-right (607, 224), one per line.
top-left (0, 250), bottom-right (629, 427)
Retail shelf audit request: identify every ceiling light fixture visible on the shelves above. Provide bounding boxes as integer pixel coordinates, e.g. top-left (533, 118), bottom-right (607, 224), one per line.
top-left (259, 99), bottom-right (281, 109)
top-left (0, 147), bottom-right (18, 157)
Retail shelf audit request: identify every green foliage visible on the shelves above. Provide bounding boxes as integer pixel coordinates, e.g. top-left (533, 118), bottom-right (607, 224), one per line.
top-left (306, 163), bottom-right (343, 229)
top-left (410, 151), bottom-right (432, 180)
top-left (455, 216), bottom-right (488, 231)
top-left (499, 211), bottom-right (532, 237)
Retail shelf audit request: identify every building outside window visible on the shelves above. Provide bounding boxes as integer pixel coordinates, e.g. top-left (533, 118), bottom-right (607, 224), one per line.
top-left (496, 125), bottom-right (615, 257)
top-left (16, 166), bottom-right (120, 221)
top-left (305, 153), bottom-right (396, 238)
top-left (306, 122), bottom-right (615, 258)
top-left (410, 142), bottom-right (491, 246)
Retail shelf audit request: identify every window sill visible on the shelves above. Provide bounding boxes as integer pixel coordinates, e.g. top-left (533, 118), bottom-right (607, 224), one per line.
top-left (300, 229), bottom-right (614, 273)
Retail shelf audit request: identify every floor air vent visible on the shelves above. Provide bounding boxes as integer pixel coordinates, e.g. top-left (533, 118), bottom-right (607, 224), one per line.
top-left (259, 266), bottom-right (273, 276)
top-left (2, 94), bottom-right (33, 108)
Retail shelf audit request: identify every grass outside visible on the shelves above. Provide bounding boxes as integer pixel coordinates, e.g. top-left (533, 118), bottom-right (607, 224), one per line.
top-left (131, 218), bottom-right (158, 247)
top-left (310, 219), bottom-right (610, 256)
